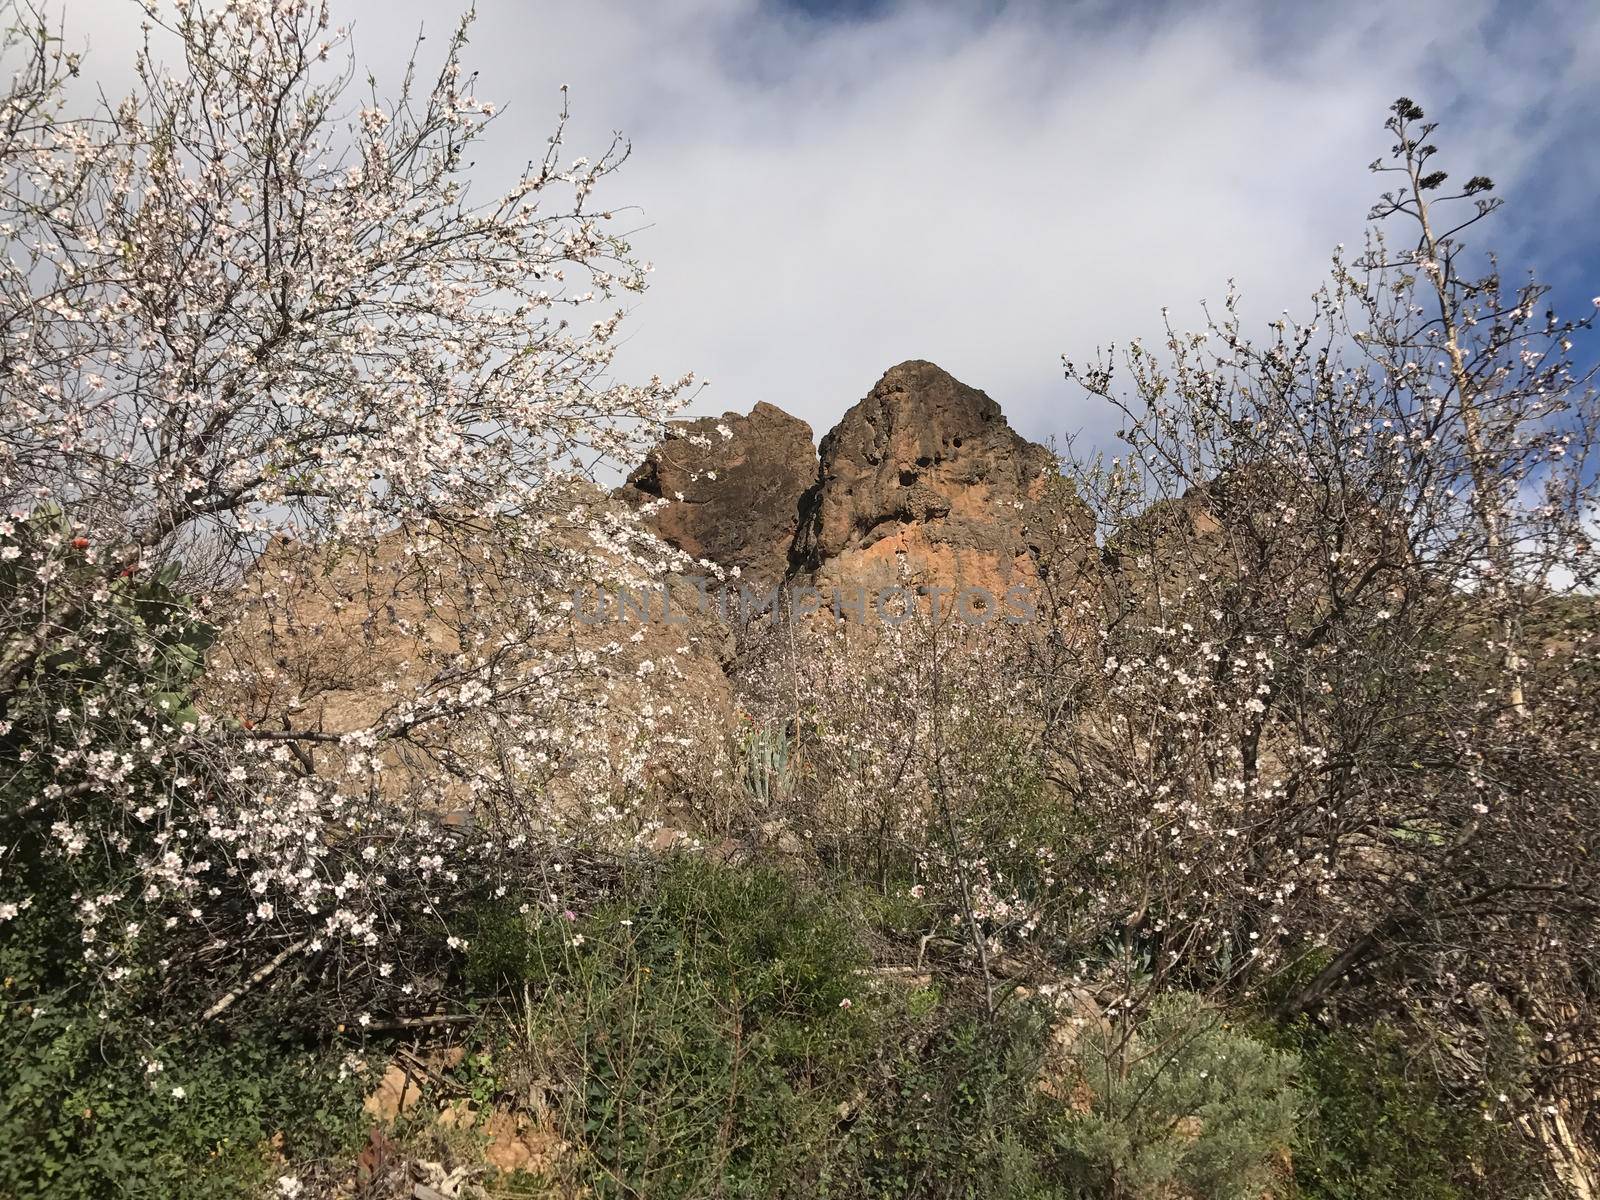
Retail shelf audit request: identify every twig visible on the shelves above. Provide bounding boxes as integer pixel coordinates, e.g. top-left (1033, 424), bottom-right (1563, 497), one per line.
top-left (356, 1013), bottom-right (478, 1034)
top-left (201, 938), bottom-right (307, 1021)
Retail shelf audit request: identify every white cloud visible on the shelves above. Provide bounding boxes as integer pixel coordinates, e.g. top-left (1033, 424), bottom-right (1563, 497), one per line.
top-left (48, 0), bottom-right (1600, 447)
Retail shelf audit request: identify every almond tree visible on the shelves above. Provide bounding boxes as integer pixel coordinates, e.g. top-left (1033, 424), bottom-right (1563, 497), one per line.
top-left (1062, 101), bottom-right (1599, 1183)
top-left (0, 0), bottom-right (692, 1024)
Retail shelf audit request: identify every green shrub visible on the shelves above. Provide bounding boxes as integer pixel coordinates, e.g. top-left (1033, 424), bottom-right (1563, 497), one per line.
top-left (467, 859), bottom-right (1098, 1199)
top-left (1288, 1022), bottom-right (1543, 1200)
top-left (0, 515), bottom-right (218, 1006)
top-left (469, 857), bottom-right (880, 1199)
top-left (467, 861), bottom-right (1318, 1200)
top-left (1060, 992), bottom-right (1301, 1200)
top-left (0, 998), bottom-right (362, 1199)
top-left (849, 1005), bottom-right (1065, 1200)
top-left (0, 518), bottom-right (363, 1197)
top-left (465, 863), bottom-right (1542, 1200)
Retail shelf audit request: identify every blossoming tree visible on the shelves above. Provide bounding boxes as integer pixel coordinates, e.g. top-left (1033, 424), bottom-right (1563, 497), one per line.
top-left (1061, 98), bottom-right (1600, 1182)
top-left (0, 0), bottom-right (693, 1024)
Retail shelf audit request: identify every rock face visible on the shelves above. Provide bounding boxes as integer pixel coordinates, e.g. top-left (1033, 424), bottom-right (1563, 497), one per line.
top-left (622, 402), bottom-right (817, 585)
top-left (216, 481), bottom-right (739, 814)
top-left (622, 361), bottom-right (1097, 609)
top-left (790, 360), bottom-right (1059, 594)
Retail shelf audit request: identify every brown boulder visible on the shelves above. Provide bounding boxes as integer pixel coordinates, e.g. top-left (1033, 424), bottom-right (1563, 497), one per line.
top-left (622, 402), bottom-right (817, 585)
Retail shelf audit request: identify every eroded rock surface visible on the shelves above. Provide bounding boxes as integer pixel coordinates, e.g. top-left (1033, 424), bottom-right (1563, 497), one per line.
top-left (791, 360), bottom-right (1060, 595)
top-left (621, 402), bottom-right (817, 586)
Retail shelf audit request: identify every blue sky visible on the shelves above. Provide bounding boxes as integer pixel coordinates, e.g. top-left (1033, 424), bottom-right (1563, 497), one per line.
top-left (64, 0), bottom-right (1600, 446)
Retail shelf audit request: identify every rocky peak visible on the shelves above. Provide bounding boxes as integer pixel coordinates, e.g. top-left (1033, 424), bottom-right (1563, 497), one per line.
top-left (621, 361), bottom-right (1094, 606)
top-left (621, 401), bottom-right (817, 585)
top-left (791, 360), bottom-right (1060, 593)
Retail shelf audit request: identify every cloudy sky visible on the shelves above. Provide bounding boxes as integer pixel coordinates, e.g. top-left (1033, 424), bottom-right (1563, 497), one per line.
top-left (63, 0), bottom-right (1600, 447)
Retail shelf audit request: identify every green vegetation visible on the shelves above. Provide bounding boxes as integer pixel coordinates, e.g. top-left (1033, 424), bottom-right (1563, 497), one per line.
top-left (1061, 993), bottom-right (1301, 1200)
top-left (0, 522), bottom-right (360, 1197)
top-left (0, 812), bottom-right (1556, 1199)
top-left (468, 859), bottom-right (878, 1196)
top-left (1285, 1022), bottom-right (1542, 1200)
top-left (451, 859), bottom-right (1309, 1200)
top-left (0, 1004), bottom-right (361, 1199)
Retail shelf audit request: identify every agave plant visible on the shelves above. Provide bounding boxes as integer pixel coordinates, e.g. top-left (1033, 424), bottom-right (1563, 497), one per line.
top-left (740, 720), bottom-right (796, 810)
